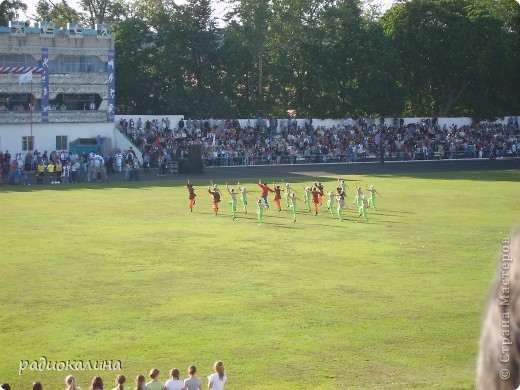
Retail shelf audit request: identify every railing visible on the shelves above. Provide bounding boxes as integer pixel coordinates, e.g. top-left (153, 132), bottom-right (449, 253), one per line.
top-left (202, 149), bottom-right (517, 167)
top-left (0, 110), bottom-right (108, 124)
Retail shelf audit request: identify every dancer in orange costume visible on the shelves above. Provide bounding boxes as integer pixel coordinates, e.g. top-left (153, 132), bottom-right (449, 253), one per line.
top-left (208, 184), bottom-right (221, 216)
top-left (310, 187), bottom-right (322, 216)
top-left (187, 179), bottom-right (197, 212)
top-left (273, 182), bottom-right (284, 212)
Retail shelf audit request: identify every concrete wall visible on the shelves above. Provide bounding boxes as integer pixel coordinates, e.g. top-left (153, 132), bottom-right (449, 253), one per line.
top-left (0, 122), bottom-right (115, 155)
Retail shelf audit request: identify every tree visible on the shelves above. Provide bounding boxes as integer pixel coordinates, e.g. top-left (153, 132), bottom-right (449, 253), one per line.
top-left (35, 0), bottom-right (83, 24)
top-left (114, 17), bottom-right (158, 114)
top-left (0, 0), bottom-right (27, 26)
top-left (381, 0), bottom-right (519, 118)
top-left (225, 0), bottom-right (272, 114)
top-left (80, 0), bottom-right (112, 25)
top-left (264, 0), bottom-right (403, 118)
top-left (163, 0), bottom-right (224, 117)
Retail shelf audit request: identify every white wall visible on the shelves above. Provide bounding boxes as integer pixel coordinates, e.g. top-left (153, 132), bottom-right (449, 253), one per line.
top-left (0, 122), bottom-right (115, 156)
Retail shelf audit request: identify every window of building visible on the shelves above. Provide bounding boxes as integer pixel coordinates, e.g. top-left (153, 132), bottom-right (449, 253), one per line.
top-left (22, 136), bottom-right (34, 151)
top-left (49, 55), bottom-right (106, 73)
top-left (56, 135), bottom-right (68, 150)
top-left (0, 54), bottom-right (39, 67)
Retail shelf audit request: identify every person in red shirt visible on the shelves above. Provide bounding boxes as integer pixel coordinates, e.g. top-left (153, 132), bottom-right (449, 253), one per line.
top-left (258, 179), bottom-right (274, 209)
top-left (208, 184), bottom-right (221, 216)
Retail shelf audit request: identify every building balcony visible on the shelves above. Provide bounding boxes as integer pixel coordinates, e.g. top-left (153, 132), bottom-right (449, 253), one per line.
top-left (0, 109), bottom-right (109, 124)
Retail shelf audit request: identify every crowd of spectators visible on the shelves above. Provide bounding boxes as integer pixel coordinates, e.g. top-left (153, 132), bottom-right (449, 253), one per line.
top-left (117, 116), bottom-right (520, 168)
top-left (0, 116), bottom-right (518, 185)
top-left (0, 362), bottom-right (227, 390)
top-left (0, 147), bottom-right (143, 185)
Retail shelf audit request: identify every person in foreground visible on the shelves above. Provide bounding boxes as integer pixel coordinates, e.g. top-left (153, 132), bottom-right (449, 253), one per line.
top-left (207, 361), bottom-right (227, 390)
top-left (90, 377), bottom-right (103, 390)
top-left (477, 226), bottom-right (520, 390)
top-left (135, 375), bottom-right (150, 390)
top-left (164, 368), bottom-right (183, 390)
top-left (183, 365), bottom-right (202, 390)
top-left (112, 374), bottom-right (129, 390)
top-left (146, 368), bottom-right (164, 390)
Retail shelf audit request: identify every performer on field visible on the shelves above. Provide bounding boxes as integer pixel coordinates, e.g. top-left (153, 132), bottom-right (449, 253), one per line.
top-left (273, 183), bottom-right (284, 212)
top-left (326, 190), bottom-right (335, 217)
top-left (258, 179), bottom-right (274, 209)
top-left (366, 184), bottom-right (382, 211)
top-left (208, 184), bottom-right (221, 216)
top-left (226, 183), bottom-right (238, 220)
top-left (238, 182), bottom-right (253, 214)
top-left (353, 183), bottom-right (363, 207)
top-left (282, 179), bottom-right (293, 208)
top-left (314, 181), bottom-right (324, 205)
top-left (256, 199), bottom-right (267, 224)
top-left (336, 187), bottom-right (347, 222)
top-left (358, 194), bottom-right (368, 221)
top-left (301, 185), bottom-right (312, 212)
top-left (289, 192), bottom-right (303, 223)
top-left (337, 178), bottom-right (349, 193)
top-left (187, 179), bottom-right (197, 212)
top-left (310, 186), bottom-right (323, 216)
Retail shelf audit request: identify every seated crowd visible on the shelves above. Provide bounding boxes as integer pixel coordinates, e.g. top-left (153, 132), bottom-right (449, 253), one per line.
top-left (0, 116), bottom-right (518, 185)
top-left (117, 116), bottom-right (520, 168)
top-left (0, 362), bottom-right (227, 390)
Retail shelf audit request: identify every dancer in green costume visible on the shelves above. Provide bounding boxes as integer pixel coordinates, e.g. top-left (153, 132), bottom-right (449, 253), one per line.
top-left (326, 190), bottom-right (335, 217)
top-left (282, 179), bottom-right (293, 208)
top-left (226, 183), bottom-right (238, 220)
top-left (301, 185), bottom-right (312, 211)
top-left (353, 183), bottom-right (363, 207)
top-left (336, 186), bottom-right (347, 222)
top-left (337, 178), bottom-right (349, 193)
top-left (256, 199), bottom-right (267, 224)
top-left (237, 182), bottom-right (253, 214)
top-left (365, 184), bottom-right (381, 211)
top-left (289, 192), bottom-right (303, 223)
top-left (358, 194), bottom-right (368, 221)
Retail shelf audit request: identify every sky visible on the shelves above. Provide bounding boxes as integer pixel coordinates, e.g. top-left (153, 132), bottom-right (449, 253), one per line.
top-left (20, 0), bottom-right (397, 25)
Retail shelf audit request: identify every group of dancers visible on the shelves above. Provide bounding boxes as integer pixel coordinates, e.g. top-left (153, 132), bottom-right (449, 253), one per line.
top-left (186, 178), bottom-right (381, 224)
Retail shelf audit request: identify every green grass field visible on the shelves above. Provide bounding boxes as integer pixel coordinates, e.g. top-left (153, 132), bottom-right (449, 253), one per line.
top-left (1, 169), bottom-right (519, 389)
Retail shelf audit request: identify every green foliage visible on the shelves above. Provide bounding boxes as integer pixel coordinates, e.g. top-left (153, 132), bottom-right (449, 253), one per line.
top-left (380, 0), bottom-right (520, 118)
top-left (0, 0), bottom-right (27, 26)
top-left (35, 0), bottom-right (82, 25)
top-left (23, 0), bottom-right (518, 118)
top-left (0, 170), bottom-right (519, 388)
top-left (114, 17), bottom-right (158, 113)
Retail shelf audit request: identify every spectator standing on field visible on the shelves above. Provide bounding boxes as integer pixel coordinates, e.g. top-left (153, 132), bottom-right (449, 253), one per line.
top-left (208, 361), bottom-right (227, 390)
top-left (146, 368), bottom-right (164, 390)
top-left (183, 366), bottom-right (202, 390)
top-left (164, 368), bottom-right (183, 390)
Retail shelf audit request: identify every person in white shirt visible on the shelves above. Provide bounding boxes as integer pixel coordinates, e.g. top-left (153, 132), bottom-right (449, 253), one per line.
top-left (115, 152), bottom-right (122, 172)
top-left (207, 361), bottom-right (227, 390)
top-left (164, 368), bottom-right (183, 390)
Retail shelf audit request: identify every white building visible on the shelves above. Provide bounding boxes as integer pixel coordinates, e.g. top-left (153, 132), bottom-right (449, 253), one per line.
top-left (0, 20), bottom-right (115, 155)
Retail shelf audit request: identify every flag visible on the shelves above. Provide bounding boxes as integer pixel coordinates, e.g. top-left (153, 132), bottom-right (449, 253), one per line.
top-left (18, 71), bottom-right (33, 84)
